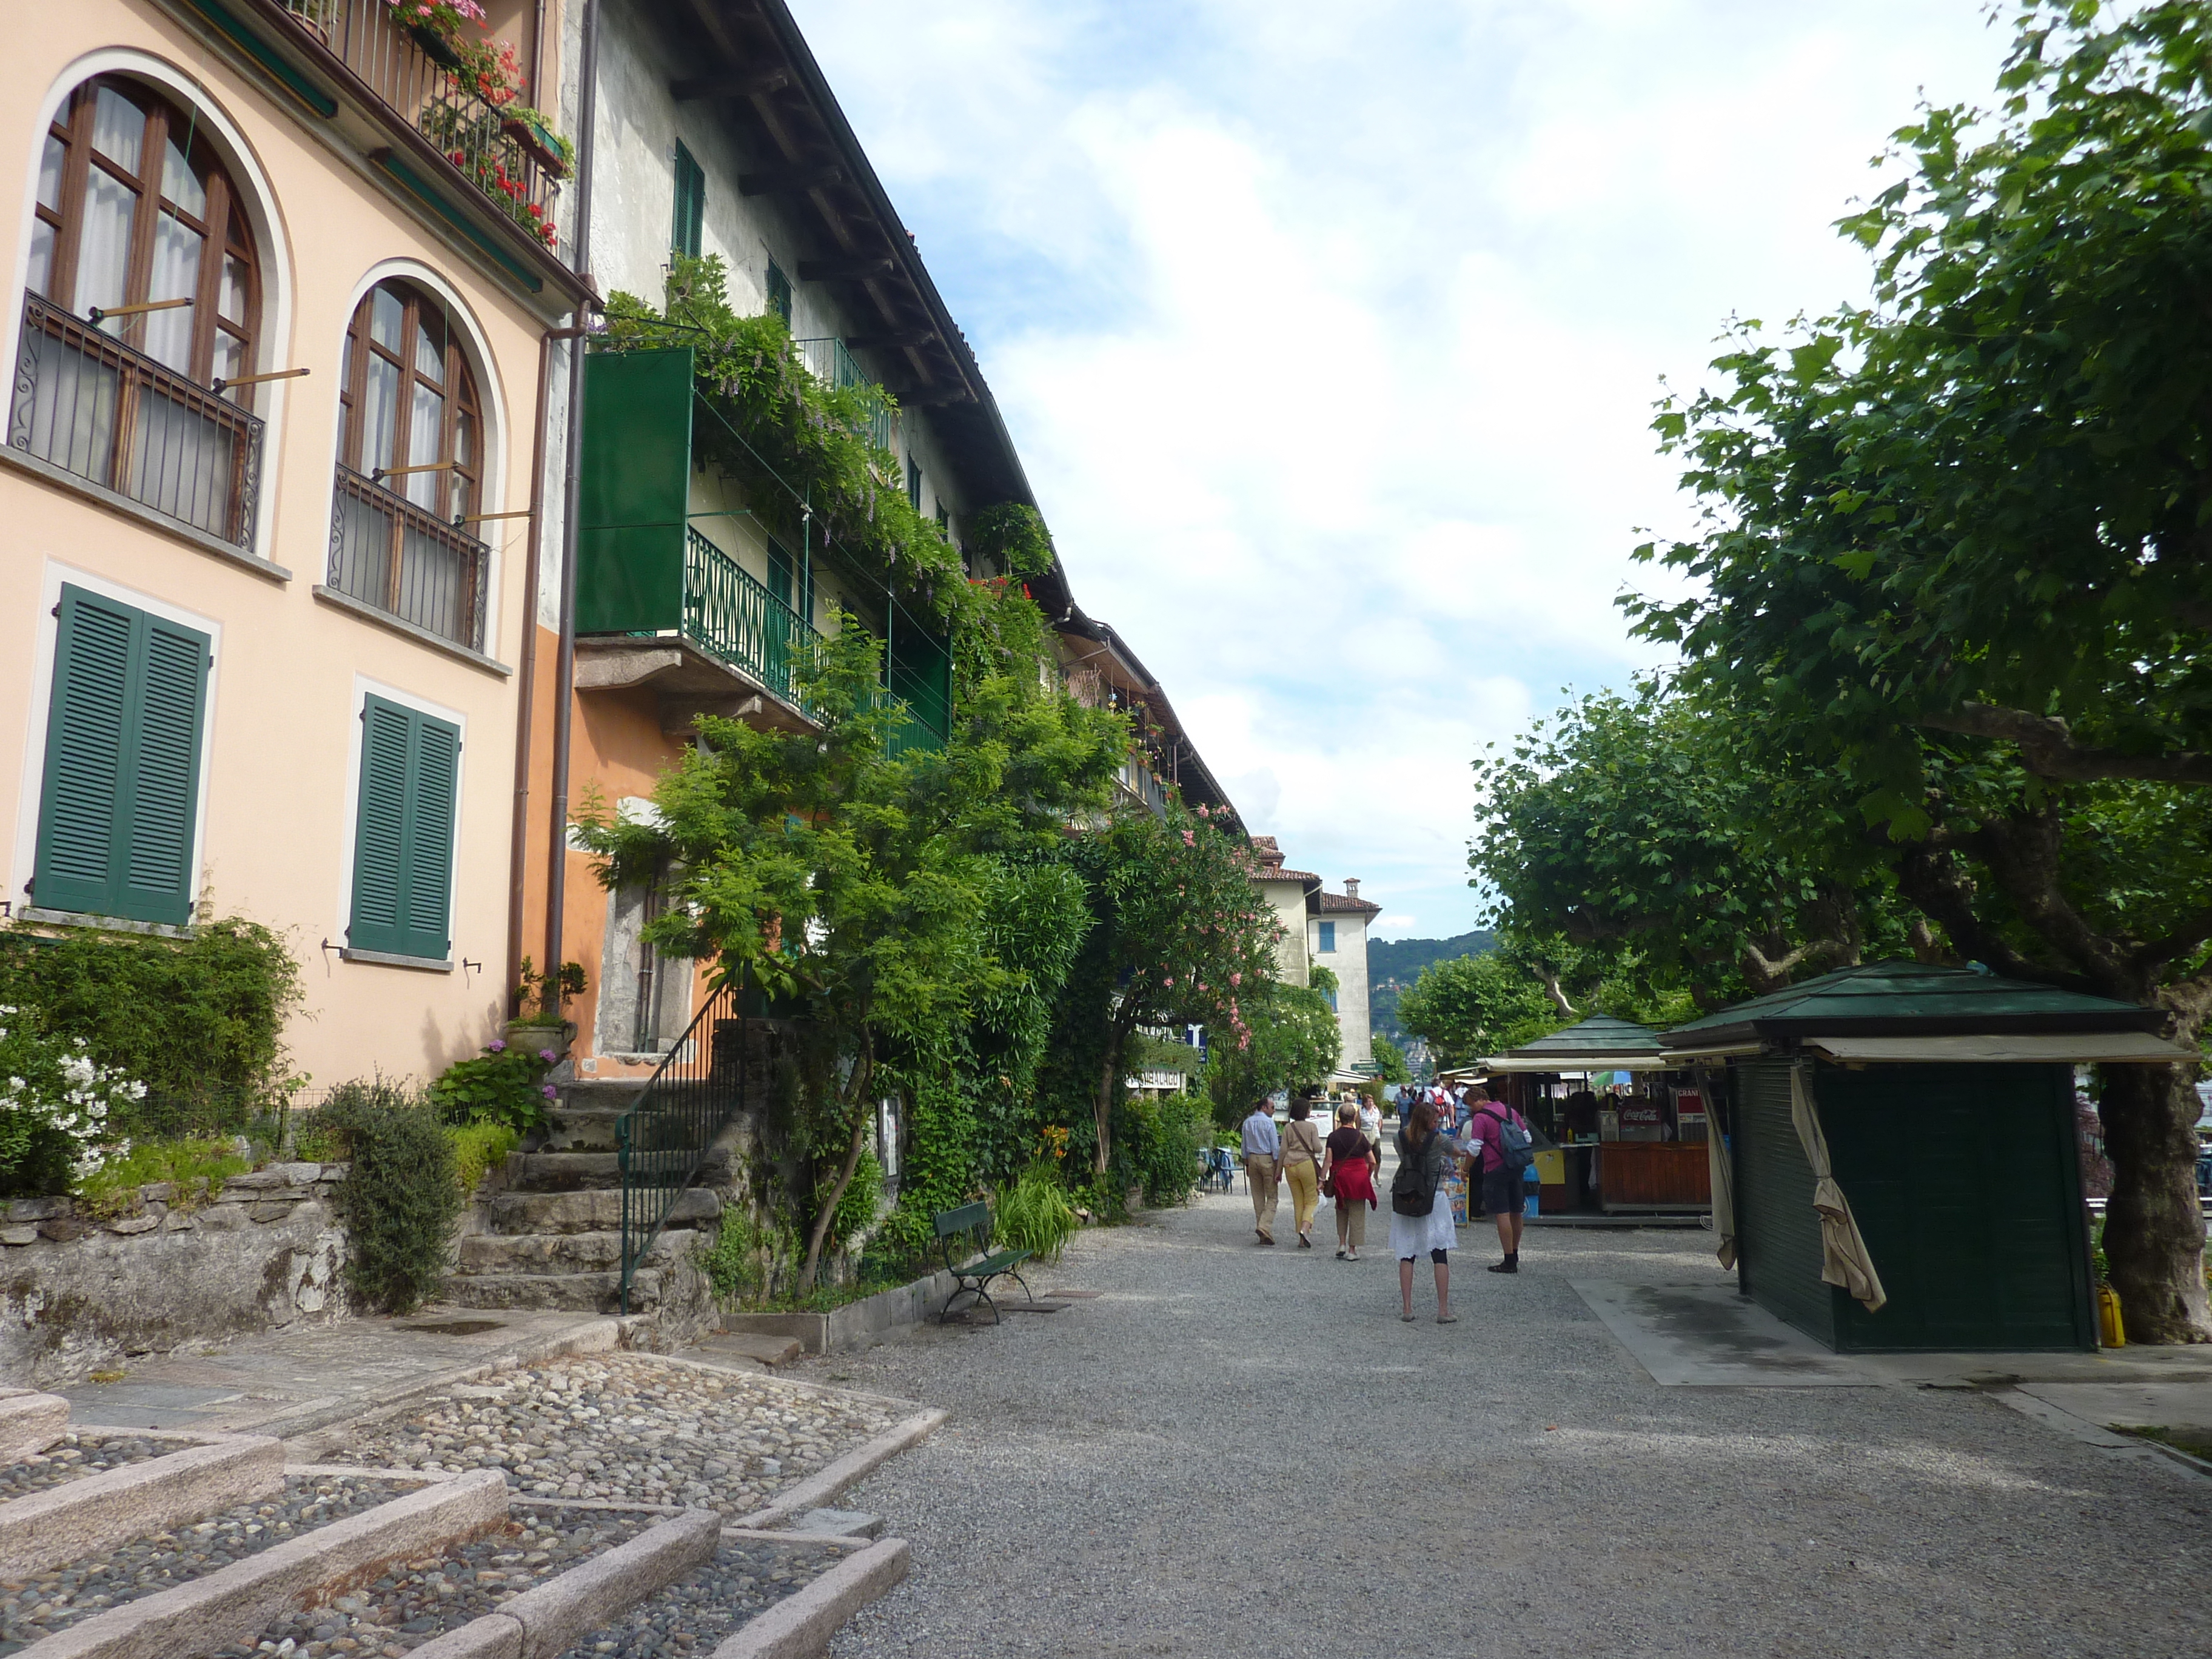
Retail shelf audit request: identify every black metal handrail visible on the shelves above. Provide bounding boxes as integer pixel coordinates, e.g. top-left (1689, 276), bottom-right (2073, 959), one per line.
top-left (618, 968), bottom-right (748, 1313)
top-left (8, 295), bottom-right (264, 546)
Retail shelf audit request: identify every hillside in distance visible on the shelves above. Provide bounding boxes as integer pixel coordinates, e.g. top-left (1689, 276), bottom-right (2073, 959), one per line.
top-left (1370, 929), bottom-right (1496, 1046)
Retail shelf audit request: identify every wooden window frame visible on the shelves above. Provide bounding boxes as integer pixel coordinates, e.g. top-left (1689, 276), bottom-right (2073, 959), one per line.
top-left (337, 280), bottom-right (483, 518)
top-left (33, 76), bottom-right (260, 393)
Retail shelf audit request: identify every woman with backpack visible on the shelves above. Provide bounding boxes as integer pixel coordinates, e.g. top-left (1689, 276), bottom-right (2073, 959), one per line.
top-left (1389, 1098), bottom-right (1461, 1322)
top-left (1465, 1084), bottom-right (1533, 1273)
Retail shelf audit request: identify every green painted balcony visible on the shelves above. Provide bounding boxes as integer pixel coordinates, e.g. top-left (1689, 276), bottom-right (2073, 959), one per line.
top-left (575, 347), bottom-right (948, 749)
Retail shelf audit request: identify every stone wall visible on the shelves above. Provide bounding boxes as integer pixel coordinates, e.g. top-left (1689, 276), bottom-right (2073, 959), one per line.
top-left (0, 1163), bottom-right (350, 1387)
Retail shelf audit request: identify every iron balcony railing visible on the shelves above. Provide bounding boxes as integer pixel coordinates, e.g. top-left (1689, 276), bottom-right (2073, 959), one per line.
top-left (684, 526), bottom-right (819, 714)
top-left (281, 0), bottom-right (560, 252)
top-left (619, 971), bottom-right (747, 1313)
top-left (328, 464), bottom-right (491, 651)
top-left (794, 337), bottom-right (897, 457)
top-left (8, 295), bottom-right (263, 546)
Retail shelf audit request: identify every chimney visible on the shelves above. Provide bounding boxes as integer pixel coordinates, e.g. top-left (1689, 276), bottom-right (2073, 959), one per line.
top-left (1344, 878), bottom-right (1360, 900)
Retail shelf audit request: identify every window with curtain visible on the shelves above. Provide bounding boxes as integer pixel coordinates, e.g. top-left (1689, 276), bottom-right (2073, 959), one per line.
top-left (13, 76), bottom-right (263, 543)
top-left (328, 280), bottom-right (490, 649)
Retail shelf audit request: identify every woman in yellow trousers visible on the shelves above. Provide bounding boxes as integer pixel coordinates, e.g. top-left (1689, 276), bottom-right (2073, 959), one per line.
top-left (1280, 1098), bottom-right (1326, 1248)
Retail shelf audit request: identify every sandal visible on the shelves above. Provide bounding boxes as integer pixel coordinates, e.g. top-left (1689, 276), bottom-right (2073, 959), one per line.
top-left (1401, 1312), bottom-right (1415, 1322)
top-left (1437, 1314), bottom-right (1458, 1324)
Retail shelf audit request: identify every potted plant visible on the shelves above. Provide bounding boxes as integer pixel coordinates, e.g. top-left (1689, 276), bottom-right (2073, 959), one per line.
top-left (499, 104), bottom-right (575, 179)
top-left (508, 956), bottom-right (586, 1053)
top-left (386, 0), bottom-right (488, 71)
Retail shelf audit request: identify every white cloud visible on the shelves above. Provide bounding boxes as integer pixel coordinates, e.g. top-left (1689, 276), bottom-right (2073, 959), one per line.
top-left (792, 0), bottom-right (2016, 935)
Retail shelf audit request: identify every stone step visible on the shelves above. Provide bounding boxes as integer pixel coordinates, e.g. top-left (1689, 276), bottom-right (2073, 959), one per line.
top-left (443, 1269), bottom-right (662, 1313)
top-left (454, 1228), bottom-right (686, 1275)
top-left (506, 1150), bottom-right (731, 1193)
top-left (555, 1078), bottom-right (651, 1113)
top-left (479, 1187), bottom-right (723, 1236)
top-left (539, 1107), bottom-right (628, 1152)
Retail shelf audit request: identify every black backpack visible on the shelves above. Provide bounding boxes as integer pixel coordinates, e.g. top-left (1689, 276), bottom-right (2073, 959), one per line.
top-left (1390, 1138), bottom-right (1438, 1216)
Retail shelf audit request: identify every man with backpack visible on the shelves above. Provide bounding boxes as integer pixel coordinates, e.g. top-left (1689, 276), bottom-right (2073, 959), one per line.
top-left (1464, 1083), bottom-right (1533, 1273)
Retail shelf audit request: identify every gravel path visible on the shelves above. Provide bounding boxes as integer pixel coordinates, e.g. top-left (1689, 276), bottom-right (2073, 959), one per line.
top-left (548, 1538), bottom-right (837, 1658)
top-left (0, 1432), bottom-right (165, 1501)
top-left (805, 1190), bottom-right (2212, 1658)
top-left (0, 1475), bottom-right (412, 1654)
top-left (212, 1504), bottom-right (657, 1657)
top-left (340, 1357), bottom-right (900, 1517)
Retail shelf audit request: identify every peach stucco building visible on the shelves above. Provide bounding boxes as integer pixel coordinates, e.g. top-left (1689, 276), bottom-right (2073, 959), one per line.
top-left (0, 0), bottom-right (591, 1086)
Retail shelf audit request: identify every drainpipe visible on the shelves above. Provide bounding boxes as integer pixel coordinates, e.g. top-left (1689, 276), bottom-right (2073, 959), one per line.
top-left (543, 0), bottom-right (600, 1018)
top-left (506, 321), bottom-right (589, 1017)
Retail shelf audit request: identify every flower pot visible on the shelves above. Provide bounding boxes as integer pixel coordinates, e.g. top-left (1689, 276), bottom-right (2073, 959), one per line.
top-left (506, 1018), bottom-right (574, 1058)
top-left (500, 115), bottom-right (569, 179)
top-left (409, 22), bottom-right (465, 70)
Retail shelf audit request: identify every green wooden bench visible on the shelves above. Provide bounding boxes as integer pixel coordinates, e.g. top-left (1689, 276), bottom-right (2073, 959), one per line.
top-left (934, 1201), bottom-right (1033, 1325)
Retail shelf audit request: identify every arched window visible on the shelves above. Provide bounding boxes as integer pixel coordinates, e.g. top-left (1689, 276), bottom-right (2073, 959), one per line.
top-left (13, 76), bottom-right (263, 545)
top-left (338, 281), bottom-right (481, 520)
top-left (30, 78), bottom-right (258, 380)
top-left (327, 279), bottom-right (489, 650)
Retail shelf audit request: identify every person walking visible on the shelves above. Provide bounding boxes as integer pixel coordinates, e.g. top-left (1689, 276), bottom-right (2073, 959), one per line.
top-left (1323, 1102), bottom-right (1380, 1260)
top-left (1358, 1094), bottom-right (1382, 1147)
top-left (1465, 1084), bottom-right (1533, 1273)
top-left (1242, 1099), bottom-right (1282, 1245)
top-left (1281, 1098), bottom-right (1325, 1248)
top-left (1390, 1098), bottom-right (1460, 1322)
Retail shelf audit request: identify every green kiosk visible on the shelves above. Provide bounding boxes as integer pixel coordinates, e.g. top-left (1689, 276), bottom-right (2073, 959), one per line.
top-left (1661, 962), bottom-right (2193, 1353)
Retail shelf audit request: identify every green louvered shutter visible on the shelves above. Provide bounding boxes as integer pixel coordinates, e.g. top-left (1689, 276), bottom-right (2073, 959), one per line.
top-left (348, 696), bottom-right (459, 961)
top-left (33, 586), bottom-right (207, 927)
top-left (405, 717), bottom-right (458, 959)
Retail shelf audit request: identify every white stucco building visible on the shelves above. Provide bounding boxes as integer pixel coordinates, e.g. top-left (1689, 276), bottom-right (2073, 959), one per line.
top-left (1309, 879), bottom-right (1379, 1069)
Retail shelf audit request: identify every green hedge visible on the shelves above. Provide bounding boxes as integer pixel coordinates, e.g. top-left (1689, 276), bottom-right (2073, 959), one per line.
top-left (0, 920), bottom-right (303, 1134)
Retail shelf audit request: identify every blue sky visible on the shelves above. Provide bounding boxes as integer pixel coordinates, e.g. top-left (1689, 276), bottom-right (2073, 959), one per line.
top-left (789, 0), bottom-right (2017, 940)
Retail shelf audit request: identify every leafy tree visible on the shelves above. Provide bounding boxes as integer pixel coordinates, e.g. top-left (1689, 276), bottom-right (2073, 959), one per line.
top-left (1055, 806), bottom-right (1281, 1177)
top-left (578, 623), bottom-right (1123, 1289)
top-left (1624, 0), bottom-right (2212, 1338)
top-left (1202, 979), bottom-right (1341, 1119)
top-left (1472, 691), bottom-right (1923, 1006)
top-left (1368, 1034), bottom-right (1411, 1086)
top-left (1396, 953), bottom-right (1561, 1069)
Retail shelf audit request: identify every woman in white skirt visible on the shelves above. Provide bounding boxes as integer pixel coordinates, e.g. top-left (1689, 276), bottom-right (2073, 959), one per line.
top-left (1391, 1098), bottom-right (1460, 1323)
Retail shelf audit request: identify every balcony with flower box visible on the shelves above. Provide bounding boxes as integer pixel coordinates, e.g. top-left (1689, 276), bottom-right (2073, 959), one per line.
top-left (164, 0), bottom-right (589, 302)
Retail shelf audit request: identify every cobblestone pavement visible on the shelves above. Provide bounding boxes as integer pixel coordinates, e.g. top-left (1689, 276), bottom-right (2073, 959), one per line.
top-left (0, 1474), bottom-right (411, 1653)
top-left (810, 1190), bottom-right (2212, 1659)
top-left (340, 1356), bottom-right (902, 1515)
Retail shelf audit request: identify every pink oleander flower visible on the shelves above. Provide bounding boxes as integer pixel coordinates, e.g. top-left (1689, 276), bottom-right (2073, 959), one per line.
top-left (1229, 972), bottom-right (1241, 986)
top-left (1181, 830), bottom-right (1195, 846)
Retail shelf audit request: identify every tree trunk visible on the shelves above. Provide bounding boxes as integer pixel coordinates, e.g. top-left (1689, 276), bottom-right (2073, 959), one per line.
top-left (2100, 1059), bottom-right (2212, 1344)
top-left (1093, 1022), bottom-right (1130, 1178)
top-left (797, 1050), bottom-right (873, 1293)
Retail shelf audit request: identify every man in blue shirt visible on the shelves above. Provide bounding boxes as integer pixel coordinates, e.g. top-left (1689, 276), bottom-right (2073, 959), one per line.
top-left (1241, 1101), bottom-right (1281, 1245)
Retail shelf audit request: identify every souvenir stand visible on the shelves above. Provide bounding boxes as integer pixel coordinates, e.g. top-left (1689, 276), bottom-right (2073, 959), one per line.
top-left (1661, 960), bottom-right (2193, 1353)
top-left (1482, 1015), bottom-right (1712, 1215)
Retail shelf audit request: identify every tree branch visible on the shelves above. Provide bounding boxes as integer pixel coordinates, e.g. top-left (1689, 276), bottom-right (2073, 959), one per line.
top-left (1891, 839), bottom-right (2103, 998)
top-left (1914, 703), bottom-right (2212, 786)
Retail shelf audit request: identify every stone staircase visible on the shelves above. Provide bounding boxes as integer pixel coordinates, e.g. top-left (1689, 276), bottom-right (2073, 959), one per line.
top-left (446, 1079), bottom-right (728, 1315)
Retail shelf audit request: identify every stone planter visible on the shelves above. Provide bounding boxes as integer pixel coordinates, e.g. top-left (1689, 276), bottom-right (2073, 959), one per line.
top-left (719, 1269), bottom-right (959, 1355)
top-left (506, 1017), bottom-right (575, 1057)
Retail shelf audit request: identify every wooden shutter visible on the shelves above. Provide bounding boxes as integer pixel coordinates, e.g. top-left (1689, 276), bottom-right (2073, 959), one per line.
top-left (347, 694), bottom-right (459, 961)
top-left (33, 585), bottom-right (207, 926)
top-left (672, 142), bottom-right (703, 258)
